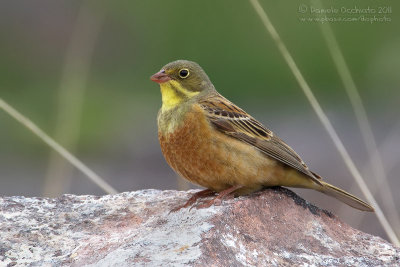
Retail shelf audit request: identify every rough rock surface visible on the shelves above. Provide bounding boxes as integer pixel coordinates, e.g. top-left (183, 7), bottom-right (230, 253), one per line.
top-left (0, 188), bottom-right (399, 266)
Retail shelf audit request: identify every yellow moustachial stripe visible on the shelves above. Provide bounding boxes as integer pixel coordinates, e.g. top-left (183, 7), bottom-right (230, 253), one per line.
top-left (160, 80), bottom-right (199, 112)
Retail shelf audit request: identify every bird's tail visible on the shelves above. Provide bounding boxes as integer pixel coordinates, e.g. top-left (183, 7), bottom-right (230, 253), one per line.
top-left (317, 181), bottom-right (374, 212)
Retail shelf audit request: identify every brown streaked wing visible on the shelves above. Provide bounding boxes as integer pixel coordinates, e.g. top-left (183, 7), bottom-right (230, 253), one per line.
top-left (199, 95), bottom-right (322, 185)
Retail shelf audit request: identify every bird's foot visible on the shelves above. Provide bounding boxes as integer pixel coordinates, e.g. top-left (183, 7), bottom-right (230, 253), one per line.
top-left (170, 189), bottom-right (216, 213)
top-left (195, 185), bottom-right (243, 209)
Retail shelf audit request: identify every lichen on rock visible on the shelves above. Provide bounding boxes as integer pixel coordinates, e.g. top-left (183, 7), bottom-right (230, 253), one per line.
top-left (0, 188), bottom-right (399, 266)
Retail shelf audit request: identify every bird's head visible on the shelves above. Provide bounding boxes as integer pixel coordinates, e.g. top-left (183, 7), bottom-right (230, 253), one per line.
top-left (151, 60), bottom-right (214, 111)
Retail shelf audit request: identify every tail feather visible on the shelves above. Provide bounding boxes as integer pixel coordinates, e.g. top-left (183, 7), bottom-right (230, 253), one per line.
top-left (318, 181), bottom-right (374, 212)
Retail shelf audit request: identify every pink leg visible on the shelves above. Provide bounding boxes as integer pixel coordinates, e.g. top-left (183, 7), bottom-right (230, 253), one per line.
top-left (170, 189), bottom-right (216, 212)
top-left (196, 185), bottom-right (243, 209)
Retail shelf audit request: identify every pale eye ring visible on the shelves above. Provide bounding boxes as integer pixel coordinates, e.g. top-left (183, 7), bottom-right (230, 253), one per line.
top-left (179, 68), bottom-right (189, 78)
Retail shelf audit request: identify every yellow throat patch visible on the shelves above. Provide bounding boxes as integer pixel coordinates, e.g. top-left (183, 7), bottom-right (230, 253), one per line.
top-left (160, 80), bottom-right (199, 112)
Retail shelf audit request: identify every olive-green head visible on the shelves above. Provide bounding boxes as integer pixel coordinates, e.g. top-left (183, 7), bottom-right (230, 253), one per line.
top-left (151, 60), bottom-right (215, 111)
top-left (151, 60), bottom-right (214, 93)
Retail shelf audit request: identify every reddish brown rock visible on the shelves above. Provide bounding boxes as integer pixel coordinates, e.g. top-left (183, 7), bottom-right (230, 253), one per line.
top-left (0, 188), bottom-right (399, 266)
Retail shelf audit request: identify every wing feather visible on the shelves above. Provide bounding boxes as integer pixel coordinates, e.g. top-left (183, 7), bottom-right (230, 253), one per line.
top-left (199, 95), bottom-right (321, 184)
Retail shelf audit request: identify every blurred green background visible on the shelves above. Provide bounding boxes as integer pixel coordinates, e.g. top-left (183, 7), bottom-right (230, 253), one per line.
top-left (1, 0), bottom-right (399, 241)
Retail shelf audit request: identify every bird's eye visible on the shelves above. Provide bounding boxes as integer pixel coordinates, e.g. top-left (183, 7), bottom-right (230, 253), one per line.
top-left (179, 69), bottom-right (189, 78)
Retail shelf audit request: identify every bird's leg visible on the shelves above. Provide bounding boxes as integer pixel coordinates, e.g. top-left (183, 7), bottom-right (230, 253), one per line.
top-left (170, 189), bottom-right (216, 212)
top-left (196, 185), bottom-right (243, 209)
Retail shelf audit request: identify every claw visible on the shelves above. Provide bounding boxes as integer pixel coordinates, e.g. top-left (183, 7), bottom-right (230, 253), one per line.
top-left (170, 189), bottom-right (215, 213)
top-left (195, 185), bottom-right (243, 210)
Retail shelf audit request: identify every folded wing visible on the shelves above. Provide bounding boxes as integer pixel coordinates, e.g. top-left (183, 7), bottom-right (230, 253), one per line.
top-left (199, 94), bottom-right (322, 185)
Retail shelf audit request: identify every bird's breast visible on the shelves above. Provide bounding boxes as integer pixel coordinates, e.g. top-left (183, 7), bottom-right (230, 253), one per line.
top-left (158, 105), bottom-right (281, 191)
top-left (158, 105), bottom-right (213, 177)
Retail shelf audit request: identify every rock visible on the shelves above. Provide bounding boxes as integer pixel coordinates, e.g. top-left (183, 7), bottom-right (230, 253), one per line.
top-left (0, 188), bottom-right (399, 266)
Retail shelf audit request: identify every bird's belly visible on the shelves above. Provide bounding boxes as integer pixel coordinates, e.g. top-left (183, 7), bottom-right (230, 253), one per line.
top-left (158, 108), bottom-right (285, 193)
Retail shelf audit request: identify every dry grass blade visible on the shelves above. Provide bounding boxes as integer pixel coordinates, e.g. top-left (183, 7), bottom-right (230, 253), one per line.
top-left (342, 123), bottom-right (400, 229)
top-left (0, 98), bottom-right (118, 195)
top-left (313, 0), bottom-right (400, 239)
top-left (248, 0), bottom-right (399, 245)
top-left (43, 3), bottom-right (105, 197)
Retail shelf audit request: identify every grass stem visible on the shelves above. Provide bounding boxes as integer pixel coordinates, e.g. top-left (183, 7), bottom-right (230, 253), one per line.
top-left (313, 0), bottom-right (400, 240)
top-left (43, 3), bottom-right (105, 197)
top-left (0, 98), bottom-right (118, 195)
top-left (249, 0), bottom-right (399, 245)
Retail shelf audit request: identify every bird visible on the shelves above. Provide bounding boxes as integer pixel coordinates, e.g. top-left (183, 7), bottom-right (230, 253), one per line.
top-left (150, 59), bottom-right (374, 212)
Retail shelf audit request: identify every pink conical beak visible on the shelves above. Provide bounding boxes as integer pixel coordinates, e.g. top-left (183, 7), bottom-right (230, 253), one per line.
top-left (150, 70), bottom-right (171, 84)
